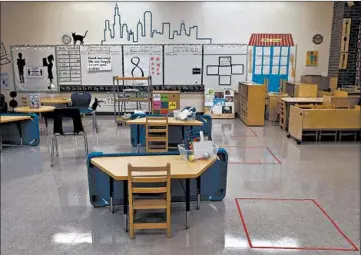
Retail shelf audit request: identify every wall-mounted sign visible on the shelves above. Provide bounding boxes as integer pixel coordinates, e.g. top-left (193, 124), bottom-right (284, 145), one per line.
top-left (261, 38), bottom-right (282, 43)
top-left (27, 66), bottom-right (44, 78)
top-left (306, 51), bottom-right (318, 66)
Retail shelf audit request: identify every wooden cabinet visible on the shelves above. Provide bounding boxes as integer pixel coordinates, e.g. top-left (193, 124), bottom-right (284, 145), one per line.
top-left (238, 82), bottom-right (266, 126)
top-left (301, 75), bottom-right (330, 91)
top-left (286, 82), bottom-right (318, 97)
top-left (288, 106), bottom-right (361, 143)
top-left (152, 91), bottom-right (180, 114)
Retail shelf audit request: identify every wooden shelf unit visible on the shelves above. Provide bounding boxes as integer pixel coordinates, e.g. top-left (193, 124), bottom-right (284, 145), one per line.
top-left (286, 82), bottom-right (318, 97)
top-left (238, 82), bottom-right (266, 126)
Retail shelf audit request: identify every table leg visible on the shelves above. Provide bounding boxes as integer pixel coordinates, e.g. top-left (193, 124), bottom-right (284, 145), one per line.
top-left (123, 180), bottom-right (128, 232)
top-left (43, 113), bottom-right (49, 135)
top-left (136, 124), bottom-right (140, 153)
top-left (109, 176), bottom-right (114, 213)
top-left (15, 122), bottom-right (23, 146)
top-left (196, 176), bottom-right (201, 210)
top-left (186, 178), bottom-right (190, 229)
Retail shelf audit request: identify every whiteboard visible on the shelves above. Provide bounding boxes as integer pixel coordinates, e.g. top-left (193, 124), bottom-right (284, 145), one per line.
top-left (123, 45), bottom-right (163, 85)
top-left (80, 45), bottom-right (122, 85)
top-left (203, 44), bottom-right (248, 91)
top-left (164, 45), bottom-right (202, 85)
top-left (11, 46), bottom-right (58, 92)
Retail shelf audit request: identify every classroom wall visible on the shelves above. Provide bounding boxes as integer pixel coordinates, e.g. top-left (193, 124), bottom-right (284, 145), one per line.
top-left (1, 2), bottom-right (333, 110)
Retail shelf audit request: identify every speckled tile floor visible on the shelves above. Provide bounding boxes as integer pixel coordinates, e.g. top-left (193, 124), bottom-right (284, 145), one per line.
top-left (1, 117), bottom-right (360, 255)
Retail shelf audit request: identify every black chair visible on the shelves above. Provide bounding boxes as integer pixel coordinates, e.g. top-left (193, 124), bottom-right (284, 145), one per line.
top-left (71, 92), bottom-right (100, 132)
top-left (51, 107), bottom-right (88, 166)
top-left (0, 93), bottom-right (8, 113)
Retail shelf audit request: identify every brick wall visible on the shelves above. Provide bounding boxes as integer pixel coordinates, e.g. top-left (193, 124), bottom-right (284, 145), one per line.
top-left (356, 23), bottom-right (361, 86)
top-left (328, 1), bottom-right (361, 87)
top-left (328, 2), bottom-right (344, 77)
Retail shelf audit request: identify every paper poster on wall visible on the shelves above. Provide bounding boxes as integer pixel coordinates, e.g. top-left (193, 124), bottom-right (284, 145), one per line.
top-left (27, 67), bottom-right (44, 78)
top-left (56, 45), bottom-right (81, 86)
top-left (87, 56), bottom-right (112, 71)
top-left (11, 46), bottom-right (58, 92)
top-left (0, 73), bottom-right (9, 89)
top-left (123, 45), bottom-right (163, 85)
top-left (79, 45), bottom-right (122, 85)
top-left (306, 51), bottom-right (318, 66)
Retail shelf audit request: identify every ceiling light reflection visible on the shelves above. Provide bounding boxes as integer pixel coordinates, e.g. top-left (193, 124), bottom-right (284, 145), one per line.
top-left (224, 234), bottom-right (299, 251)
top-left (52, 232), bottom-right (92, 244)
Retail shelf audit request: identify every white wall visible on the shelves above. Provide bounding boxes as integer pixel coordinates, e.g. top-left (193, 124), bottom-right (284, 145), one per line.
top-left (1, 1), bottom-right (333, 106)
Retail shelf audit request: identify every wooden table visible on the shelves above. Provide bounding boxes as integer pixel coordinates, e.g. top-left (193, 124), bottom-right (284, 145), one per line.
top-left (0, 115), bottom-right (31, 124)
top-left (14, 106), bottom-right (55, 133)
top-left (282, 97), bottom-right (323, 130)
top-left (14, 106), bottom-right (55, 113)
top-left (0, 115), bottom-right (32, 147)
top-left (40, 97), bottom-right (71, 105)
top-left (91, 155), bottom-right (217, 229)
top-left (127, 117), bottom-right (203, 126)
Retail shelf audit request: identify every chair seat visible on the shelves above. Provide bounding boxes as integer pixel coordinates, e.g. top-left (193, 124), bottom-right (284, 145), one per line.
top-left (80, 108), bottom-right (94, 114)
top-left (133, 199), bottom-right (167, 209)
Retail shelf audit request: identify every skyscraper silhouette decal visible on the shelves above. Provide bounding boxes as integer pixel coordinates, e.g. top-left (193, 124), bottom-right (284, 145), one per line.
top-left (101, 4), bottom-right (212, 44)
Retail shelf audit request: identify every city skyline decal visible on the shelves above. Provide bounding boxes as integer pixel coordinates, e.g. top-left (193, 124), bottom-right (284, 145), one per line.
top-left (101, 4), bottom-right (213, 44)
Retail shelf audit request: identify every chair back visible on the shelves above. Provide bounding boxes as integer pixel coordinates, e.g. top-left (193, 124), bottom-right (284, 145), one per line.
top-left (127, 163), bottom-right (171, 202)
top-left (0, 93), bottom-right (8, 113)
top-left (53, 107), bottom-right (85, 135)
top-left (71, 92), bottom-right (92, 109)
top-left (146, 116), bottom-right (168, 152)
top-left (334, 90), bottom-right (348, 97)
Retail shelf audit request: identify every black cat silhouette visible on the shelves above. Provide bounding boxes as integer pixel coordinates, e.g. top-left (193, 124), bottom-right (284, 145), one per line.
top-left (72, 31), bottom-right (88, 45)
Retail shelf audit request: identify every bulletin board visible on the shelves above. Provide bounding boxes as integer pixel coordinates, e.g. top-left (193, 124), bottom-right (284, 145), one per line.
top-left (79, 45), bottom-right (122, 85)
top-left (203, 44), bottom-right (248, 91)
top-left (123, 45), bottom-right (163, 85)
top-left (164, 45), bottom-right (202, 85)
top-left (204, 87), bottom-right (235, 119)
top-left (11, 45), bottom-right (58, 92)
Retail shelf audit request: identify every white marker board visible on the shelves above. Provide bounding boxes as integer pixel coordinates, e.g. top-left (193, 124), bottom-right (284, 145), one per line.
top-left (11, 46), bottom-right (58, 92)
top-left (164, 45), bottom-right (202, 85)
top-left (80, 45), bottom-right (122, 85)
top-left (123, 45), bottom-right (162, 85)
top-left (203, 44), bottom-right (248, 91)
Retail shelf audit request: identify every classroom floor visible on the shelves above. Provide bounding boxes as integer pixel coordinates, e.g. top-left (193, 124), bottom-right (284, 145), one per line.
top-left (1, 116), bottom-right (360, 255)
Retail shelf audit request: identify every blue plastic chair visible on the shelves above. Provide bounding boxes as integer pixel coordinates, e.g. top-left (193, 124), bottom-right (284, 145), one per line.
top-left (71, 92), bottom-right (98, 132)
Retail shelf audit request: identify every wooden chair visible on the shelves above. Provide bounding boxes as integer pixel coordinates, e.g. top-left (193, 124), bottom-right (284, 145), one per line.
top-left (146, 116), bottom-right (168, 152)
top-left (128, 163), bottom-right (171, 239)
top-left (313, 104), bottom-right (335, 109)
top-left (334, 104), bottom-right (351, 109)
top-left (279, 99), bottom-right (286, 130)
top-left (334, 90), bottom-right (348, 97)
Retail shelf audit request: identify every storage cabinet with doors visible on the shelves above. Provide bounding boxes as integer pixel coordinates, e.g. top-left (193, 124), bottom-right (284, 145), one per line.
top-left (238, 82), bottom-right (266, 126)
top-left (152, 91), bottom-right (180, 114)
